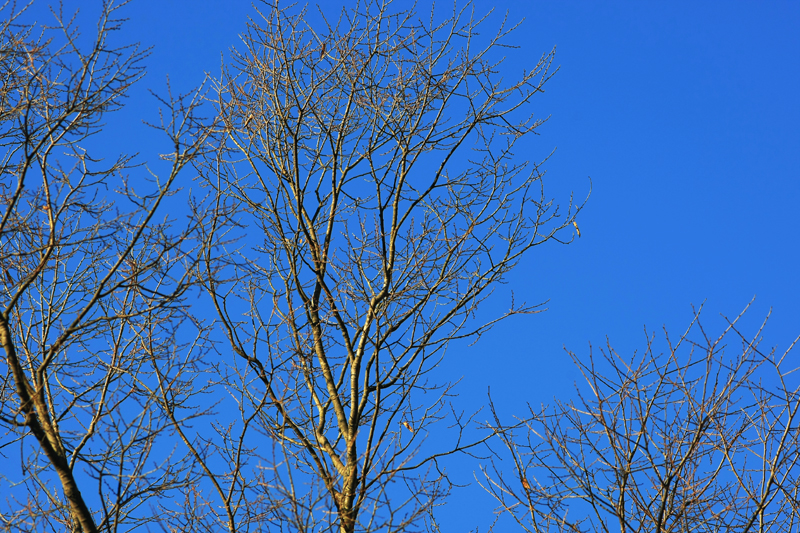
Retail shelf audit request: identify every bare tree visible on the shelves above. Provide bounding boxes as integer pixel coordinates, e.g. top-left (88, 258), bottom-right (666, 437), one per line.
top-left (482, 303), bottom-right (800, 533)
top-left (186, 2), bottom-right (583, 532)
top-left (0, 2), bottom-right (211, 531)
top-left (1, 1), bottom-right (583, 531)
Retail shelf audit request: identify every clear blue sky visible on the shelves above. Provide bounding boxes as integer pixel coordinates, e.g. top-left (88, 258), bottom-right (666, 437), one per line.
top-left (22, 0), bottom-right (800, 529)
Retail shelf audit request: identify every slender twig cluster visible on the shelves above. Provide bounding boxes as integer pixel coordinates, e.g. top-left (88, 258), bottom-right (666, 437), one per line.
top-left (482, 303), bottom-right (800, 533)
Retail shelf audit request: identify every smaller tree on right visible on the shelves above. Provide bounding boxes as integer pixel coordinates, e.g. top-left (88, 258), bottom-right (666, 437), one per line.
top-left (482, 302), bottom-right (800, 533)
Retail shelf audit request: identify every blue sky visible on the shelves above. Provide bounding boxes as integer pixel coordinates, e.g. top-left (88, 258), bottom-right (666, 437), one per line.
top-left (17, 0), bottom-right (800, 529)
top-left (106, 0), bottom-right (799, 370)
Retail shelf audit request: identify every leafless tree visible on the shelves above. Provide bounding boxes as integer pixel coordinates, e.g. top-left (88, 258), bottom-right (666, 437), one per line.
top-left (186, 2), bottom-right (582, 532)
top-left (1, 1), bottom-right (583, 531)
top-left (482, 303), bottom-right (800, 533)
top-left (0, 2), bottom-right (212, 531)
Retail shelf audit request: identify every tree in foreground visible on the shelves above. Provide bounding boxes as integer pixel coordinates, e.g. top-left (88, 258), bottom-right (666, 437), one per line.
top-left (1, 1), bottom-right (580, 532)
top-left (188, 2), bottom-right (577, 532)
top-left (482, 303), bottom-right (800, 533)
